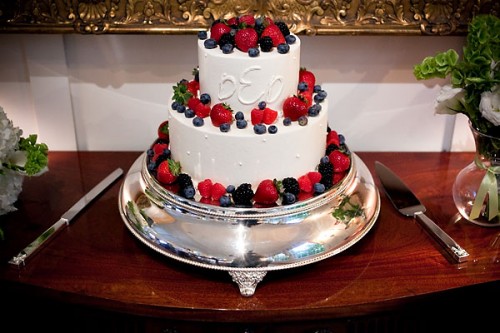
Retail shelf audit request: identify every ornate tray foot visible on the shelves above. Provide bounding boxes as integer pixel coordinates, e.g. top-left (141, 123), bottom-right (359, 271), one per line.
top-left (229, 271), bottom-right (267, 297)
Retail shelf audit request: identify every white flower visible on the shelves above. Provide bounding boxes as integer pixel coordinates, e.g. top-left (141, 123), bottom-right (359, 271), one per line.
top-left (479, 85), bottom-right (500, 126)
top-left (0, 106), bottom-right (22, 164)
top-left (434, 85), bottom-right (466, 115)
top-left (0, 169), bottom-right (24, 215)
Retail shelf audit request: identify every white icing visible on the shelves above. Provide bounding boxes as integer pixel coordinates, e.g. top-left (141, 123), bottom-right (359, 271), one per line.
top-left (198, 34), bottom-right (300, 115)
top-left (167, 33), bottom-right (329, 189)
top-left (169, 99), bottom-right (328, 188)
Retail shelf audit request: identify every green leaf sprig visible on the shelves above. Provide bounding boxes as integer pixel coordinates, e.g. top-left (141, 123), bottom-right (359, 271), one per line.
top-left (413, 14), bottom-right (500, 135)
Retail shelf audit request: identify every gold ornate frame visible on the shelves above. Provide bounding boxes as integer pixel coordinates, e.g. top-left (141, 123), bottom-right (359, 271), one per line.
top-left (0, 0), bottom-right (498, 35)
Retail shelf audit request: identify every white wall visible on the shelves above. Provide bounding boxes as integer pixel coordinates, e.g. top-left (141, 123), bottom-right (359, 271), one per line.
top-left (0, 33), bottom-right (473, 152)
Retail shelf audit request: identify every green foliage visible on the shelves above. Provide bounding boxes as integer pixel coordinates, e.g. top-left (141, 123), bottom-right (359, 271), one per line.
top-left (17, 134), bottom-right (49, 176)
top-left (332, 195), bottom-right (364, 225)
top-left (413, 14), bottom-right (500, 134)
top-left (172, 82), bottom-right (193, 105)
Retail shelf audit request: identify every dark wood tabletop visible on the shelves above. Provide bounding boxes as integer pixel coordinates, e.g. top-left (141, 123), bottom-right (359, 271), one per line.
top-left (1, 151), bottom-right (498, 333)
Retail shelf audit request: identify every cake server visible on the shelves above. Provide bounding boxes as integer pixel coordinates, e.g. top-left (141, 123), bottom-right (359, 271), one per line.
top-left (375, 161), bottom-right (469, 263)
top-left (8, 168), bottom-right (124, 267)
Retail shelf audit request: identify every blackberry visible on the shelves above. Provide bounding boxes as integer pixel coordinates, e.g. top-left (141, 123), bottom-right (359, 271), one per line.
top-left (318, 160), bottom-right (334, 190)
top-left (218, 32), bottom-right (234, 48)
top-left (275, 21), bottom-right (290, 36)
top-left (259, 36), bottom-right (274, 52)
top-left (232, 183), bottom-right (254, 207)
top-left (176, 173), bottom-right (193, 191)
top-left (282, 177), bottom-right (300, 195)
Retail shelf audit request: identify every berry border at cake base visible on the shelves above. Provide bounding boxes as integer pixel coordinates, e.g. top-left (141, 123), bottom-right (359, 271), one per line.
top-left (118, 152), bottom-right (380, 296)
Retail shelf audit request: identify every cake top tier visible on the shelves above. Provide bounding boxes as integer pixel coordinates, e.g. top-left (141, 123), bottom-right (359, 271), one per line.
top-left (196, 15), bottom-right (301, 116)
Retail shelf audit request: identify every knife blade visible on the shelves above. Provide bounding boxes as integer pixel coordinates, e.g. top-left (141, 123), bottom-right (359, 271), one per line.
top-left (8, 168), bottom-right (124, 267)
top-left (375, 161), bottom-right (469, 263)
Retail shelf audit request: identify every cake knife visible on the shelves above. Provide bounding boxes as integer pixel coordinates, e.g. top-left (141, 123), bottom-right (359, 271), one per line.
top-left (8, 168), bottom-right (124, 267)
top-left (375, 161), bottom-right (469, 263)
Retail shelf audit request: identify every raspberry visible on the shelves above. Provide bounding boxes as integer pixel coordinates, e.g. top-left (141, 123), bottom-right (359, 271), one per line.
top-left (298, 175), bottom-right (313, 193)
top-left (211, 183), bottom-right (226, 201)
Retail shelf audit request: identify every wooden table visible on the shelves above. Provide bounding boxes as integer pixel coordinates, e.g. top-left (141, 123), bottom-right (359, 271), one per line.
top-left (1, 152), bottom-right (498, 333)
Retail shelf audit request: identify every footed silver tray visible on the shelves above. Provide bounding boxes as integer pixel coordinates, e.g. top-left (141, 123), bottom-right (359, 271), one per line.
top-left (118, 152), bottom-right (380, 296)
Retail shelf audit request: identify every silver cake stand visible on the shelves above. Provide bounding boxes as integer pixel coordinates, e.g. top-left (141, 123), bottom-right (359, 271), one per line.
top-left (118, 152), bottom-right (380, 296)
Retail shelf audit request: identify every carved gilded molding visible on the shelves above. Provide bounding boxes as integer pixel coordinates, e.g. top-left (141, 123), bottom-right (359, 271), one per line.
top-left (0, 0), bottom-right (498, 35)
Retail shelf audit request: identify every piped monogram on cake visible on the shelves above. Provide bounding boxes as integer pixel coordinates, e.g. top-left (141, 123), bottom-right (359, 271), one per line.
top-left (218, 67), bottom-right (284, 106)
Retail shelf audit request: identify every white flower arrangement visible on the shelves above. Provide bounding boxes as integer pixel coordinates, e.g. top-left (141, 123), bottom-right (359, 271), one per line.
top-left (0, 107), bottom-right (49, 237)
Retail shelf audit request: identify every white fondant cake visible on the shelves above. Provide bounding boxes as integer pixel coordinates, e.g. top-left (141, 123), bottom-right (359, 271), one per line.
top-left (147, 15), bottom-right (351, 207)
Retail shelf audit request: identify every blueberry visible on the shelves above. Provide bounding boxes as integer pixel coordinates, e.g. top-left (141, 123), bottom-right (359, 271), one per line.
top-left (298, 116), bottom-right (308, 126)
top-left (320, 156), bottom-right (330, 164)
top-left (204, 38), bottom-right (217, 49)
top-left (285, 34), bottom-right (296, 44)
top-left (222, 43), bottom-right (233, 54)
top-left (182, 186), bottom-right (196, 199)
top-left (176, 104), bottom-right (186, 113)
top-left (200, 93), bottom-right (211, 104)
top-left (308, 104), bottom-right (320, 117)
top-left (314, 183), bottom-right (326, 194)
top-left (171, 101), bottom-right (180, 110)
top-left (147, 148), bottom-right (154, 157)
top-left (193, 117), bottom-right (204, 127)
top-left (220, 123), bottom-right (231, 132)
top-left (268, 125), bottom-right (278, 134)
top-left (318, 90), bottom-right (328, 98)
top-left (298, 82), bottom-right (308, 92)
top-left (184, 109), bottom-right (195, 118)
top-left (248, 48), bottom-right (260, 57)
top-left (219, 195), bottom-right (232, 207)
top-left (198, 31), bottom-right (208, 40)
top-left (277, 43), bottom-right (290, 54)
top-left (282, 192), bottom-right (296, 205)
top-left (339, 134), bottom-right (346, 145)
top-left (313, 85), bottom-right (322, 93)
top-left (253, 124), bottom-right (266, 134)
top-left (283, 117), bottom-right (292, 126)
top-left (236, 119), bottom-right (247, 129)
top-left (314, 94), bottom-right (325, 103)
top-left (258, 101), bottom-right (266, 110)
top-left (235, 111), bottom-right (244, 120)
top-left (147, 162), bottom-right (156, 172)
top-left (226, 185), bottom-right (235, 193)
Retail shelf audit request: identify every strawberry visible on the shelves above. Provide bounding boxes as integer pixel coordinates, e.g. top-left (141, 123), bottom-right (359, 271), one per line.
top-left (329, 150), bottom-right (350, 172)
top-left (210, 22), bottom-right (231, 43)
top-left (299, 68), bottom-right (316, 92)
top-left (227, 17), bottom-right (239, 26)
top-left (194, 102), bottom-right (211, 118)
top-left (239, 14), bottom-right (255, 27)
top-left (211, 183), bottom-right (226, 201)
top-left (188, 96), bottom-right (201, 110)
top-left (250, 108), bottom-right (264, 125)
top-left (157, 120), bottom-right (169, 141)
top-left (298, 90), bottom-right (313, 107)
top-left (261, 24), bottom-right (285, 46)
top-left (235, 28), bottom-right (258, 52)
top-left (210, 103), bottom-right (233, 127)
top-left (254, 179), bottom-right (279, 205)
top-left (198, 179), bottom-right (213, 198)
top-left (333, 171), bottom-right (346, 185)
top-left (262, 107), bottom-right (278, 124)
top-left (151, 142), bottom-right (168, 162)
top-left (298, 175), bottom-right (313, 193)
top-left (156, 159), bottom-right (181, 184)
top-left (187, 80), bottom-right (199, 95)
top-left (326, 130), bottom-right (340, 147)
top-left (283, 96), bottom-right (308, 121)
top-left (307, 171), bottom-right (322, 185)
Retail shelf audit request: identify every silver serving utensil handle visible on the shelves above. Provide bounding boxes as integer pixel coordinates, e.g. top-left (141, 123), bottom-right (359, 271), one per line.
top-left (9, 168), bottom-right (123, 267)
top-left (414, 212), bottom-right (469, 263)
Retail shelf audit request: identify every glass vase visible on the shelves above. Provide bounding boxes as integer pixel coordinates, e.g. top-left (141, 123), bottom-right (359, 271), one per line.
top-left (452, 122), bottom-right (500, 227)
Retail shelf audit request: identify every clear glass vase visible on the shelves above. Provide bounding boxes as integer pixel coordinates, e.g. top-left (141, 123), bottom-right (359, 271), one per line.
top-left (452, 122), bottom-right (500, 227)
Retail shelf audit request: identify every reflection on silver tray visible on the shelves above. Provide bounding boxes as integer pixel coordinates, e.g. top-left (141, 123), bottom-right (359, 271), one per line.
top-left (119, 152), bottom-right (380, 296)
